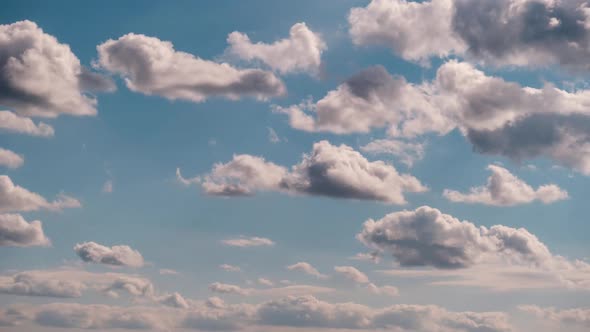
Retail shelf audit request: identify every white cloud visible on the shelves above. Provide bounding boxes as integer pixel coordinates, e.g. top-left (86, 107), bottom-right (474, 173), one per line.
top-left (0, 148), bottom-right (23, 169)
top-left (209, 282), bottom-right (250, 296)
top-left (0, 21), bottom-right (113, 118)
top-left (286, 262), bottom-right (328, 279)
top-left (361, 139), bottom-right (426, 167)
top-left (176, 168), bottom-right (201, 186)
top-left (0, 111), bottom-right (54, 137)
top-left (367, 283), bottom-right (399, 297)
top-left (219, 264), bottom-right (241, 272)
top-left (195, 140), bottom-right (427, 204)
top-left (227, 22), bottom-right (326, 75)
top-left (101, 180), bottom-right (113, 193)
top-left (257, 278), bottom-right (274, 287)
top-left (0, 175), bottom-right (80, 213)
top-left (334, 266), bottom-right (370, 284)
top-left (97, 33), bottom-right (285, 103)
top-left (221, 236), bottom-right (275, 248)
top-left (74, 241), bottom-right (144, 268)
top-left (159, 269), bottom-right (180, 276)
top-left (444, 164), bottom-right (569, 206)
top-left (267, 127), bottom-right (280, 143)
top-left (519, 305), bottom-right (590, 329)
top-left (0, 213), bottom-right (49, 247)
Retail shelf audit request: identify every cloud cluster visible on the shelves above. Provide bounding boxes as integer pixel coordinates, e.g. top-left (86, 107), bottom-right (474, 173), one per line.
top-left (519, 305), bottom-right (590, 329)
top-left (198, 140), bottom-right (427, 204)
top-left (0, 148), bottom-right (23, 169)
top-left (0, 214), bottom-right (49, 247)
top-left (0, 111), bottom-right (54, 137)
top-left (0, 175), bottom-right (80, 213)
top-left (97, 33), bottom-right (285, 103)
top-left (74, 241), bottom-right (144, 268)
top-left (227, 22), bottom-right (326, 74)
top-left (444, 164), bottom-right (569, 206)
top-left (349, 0), bottom-right (590, 70)
top-left (0, 20), bottom-right (113, 118)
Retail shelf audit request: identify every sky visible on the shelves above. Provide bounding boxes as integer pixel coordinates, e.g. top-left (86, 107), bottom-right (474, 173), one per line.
top-left (0, 0), bottom-right (589, 331)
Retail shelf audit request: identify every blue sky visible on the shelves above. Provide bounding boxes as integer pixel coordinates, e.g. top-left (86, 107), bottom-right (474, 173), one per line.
top-left (1, 1), bottom-right (589, 331)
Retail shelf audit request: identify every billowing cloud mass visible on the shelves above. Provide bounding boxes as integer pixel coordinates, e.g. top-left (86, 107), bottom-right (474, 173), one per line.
top-left (0, 148), bottom-right (23, 169)
top-left (276, 61), bottom-right (590, 174)
top-left (349, 0), bottom-right (590, 70)
top-left (227, 22), bottom-right (326, 74)
top-left (519, 305), bottom-right (590, 329)
top-left (0, 213), bottom-right (50, 247)
top-left (0, 20), bottom-right (113, 118)
top-left (221, 236), bottom-right (275, 248)
top-left (334, 266), bottom-right (370, 284)
top-left (196, 140), bottom-right (427, 204)
top-left (0, 175), bottom-right (80, 213)
top-left (444, 165), bottom-right (569, 206)
top-left (0, 111), bottom-right (54, 137)
top-left (74, 241), bottom-right (144, 267)
top-left (358, 205), bottom-right (557, 269)
top-left (97, 33), bottom-right (285, 103)
top-left (286, 262), bottom-right (328, 279)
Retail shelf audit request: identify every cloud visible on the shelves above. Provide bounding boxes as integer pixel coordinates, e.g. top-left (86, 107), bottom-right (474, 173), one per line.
top-left (0, 111), bottom-right (54, 137)
top-left (361, 139), bottom-right (426, 167)
top-left (267, 127), bottom-right (280, 143)
top-left (358, 205), bottom-right (556, 269)
top-left (443, 164), bottom-right (569, 206)
top-left (219, 264), bottom-right (241, 272)
top-left (176, 168), bottom-right (201, 186)
top-left (286, 262), bottom-right (328, 279)
top-left (227, 22), bottom-right (326, 75)
top-left (209, 282), bottom-right (250, 296)
top-left (195, 140), bottom-right (427, 204)
top-left (0, 20), bottom-right (113, 118)
top-left (519, 305), bottom-right (590, 329)
top-left (157, 292), bottom-right (189, 309)
top-left (334, 266), bottom-right (370, 284)
top-left (349, 0), bottom-right (590, 71)
top-left (367, 283), bottom-right (399, 297)
top-left (257, 278), bottom-right (274, 287)
top-left (0, 213), bottom-right (50, 247)
top-left (101, 180), bottom-right (113, 193)
top-left (74, 241), bottom-right (144, 268)
top-left (159, 269), bottom-right (180, 276)
top-left (0, 148), bottom-right (23, 169)
top-left (221, 236), bottom-right (275, 248)
top-left (97, 33), bottom-right (285, 103)
top-left (0, 175), bottom-right (80, 213)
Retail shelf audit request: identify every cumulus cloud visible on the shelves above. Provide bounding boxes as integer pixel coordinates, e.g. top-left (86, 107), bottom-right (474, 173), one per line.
top-left (0, 20), bottom-right (113, 118)
top-left (0, 175), bottom-right (80, 213)
top-left (349, 0), bottom-right (590, 70)
top-left (0, 148), bottom-right (23, 169)
top-left (286, 262), bottom-right (328, 279)
top-left (361, 139), bottom-right (426, 167)
top-left (0, 213), bottom-right (50, 247)
top-left (519, 305), bottom-right (590, 329)
top-left (74, 241), bottom-right (144, 268)
top-left (367, 283), bottom-right (399, 296)
top-left (209, 282), bottom-right (250, 296)
top-left (334, 266), bottom-right (370, 284)
top-left (221, 236), bottom-right (275, 248)
top-left (0, 111), bottom-right (54, 137)
top-left (194, 140), bottom-right (427, 204)
top-left (97, 33), bottom-right (285, 103)
top-left (219, 264), bottom-right (241, 272)
top-left (227, 22), bottom-right (326, 75)
top-left (208, 282), bottom-right (333, 298)
top-left (257, 278), bottom-right (274, 287)
top-left (444, 164), bottom-right (568, 206)
top-left (276, 61), bottom-right (590, 174)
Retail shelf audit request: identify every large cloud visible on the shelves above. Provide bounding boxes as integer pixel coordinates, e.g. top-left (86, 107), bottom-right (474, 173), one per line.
top-left (74, 241), bottom-right (144, 268)
top-left (0, 111), bottom-right (54, 137)
top-left (519, 305), bottom-right (590, 329)
top-left (97, 33), bottom-right (285, 103)
top-left (227, 22), bottom-right (326, 75)
top-left (349, 0), bottom-right (590, 70)
top-left (0, 213), bottom-right (50, 247)
top-left (193, 140), bottom-right (427, 204)
top-left (0, 20), bottom-right (113, 118)
top-left (0, 148), bottom-right (23, 169)
top-left (276, 61), bottom-right (590, 174)
top-left (0, 175), bottom-right (80, 213)
top-left (443, 164), bottom-right (568, 206)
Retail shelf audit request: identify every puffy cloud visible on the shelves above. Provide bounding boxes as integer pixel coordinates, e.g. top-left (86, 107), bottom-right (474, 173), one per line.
top-left (102, 276), bottom-right (154, 298)
top-left (157, 292), bottom-right (189, 309)
top-left (0, 20), bottom-right (112, 118)
top-left (74, 241), bottom-right (144, 268)
top-left (349, 0), bottom-right (590, 70)
top-left (209, 282), bottom-right (250, 296)
top-left (361, 139), bottom-right (426, 167)
top-left (219, 264), bottom-right (241, 272)
top-left (519, 305), bottom-right (590, 329)
top-left (367, 283), bottom-right (399, 296)
top-left (0, 175), bottom-right (80, 213)
top-left (444, 164), bottom-right (568, 206)
top-left (221, 236), bottom-right (275, 248)
top-left (196, 140), bottom-right (427, 204)
top-left (334, 266), bottom-right (370, 284)
top-left (227, 22), bottom-right (326, 75)
top-left (0, 271), bottom-right (84, 298)
top-left (97, 33), bottom-right (285, 103)
top-left (257, 278), bottom-right (274, 287)
top-left (0, 213), bottom-right (50, 247)
top-left (286, 262), bottom-right (328, 279)
top-left (0, 111), bottom-right (54, 137)
top-left (276, 61), bottom-right (590, 174)
top-left (358, 205), bottom-right (555, 269)
top-left (0, 148), bottom-right (23, 169)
